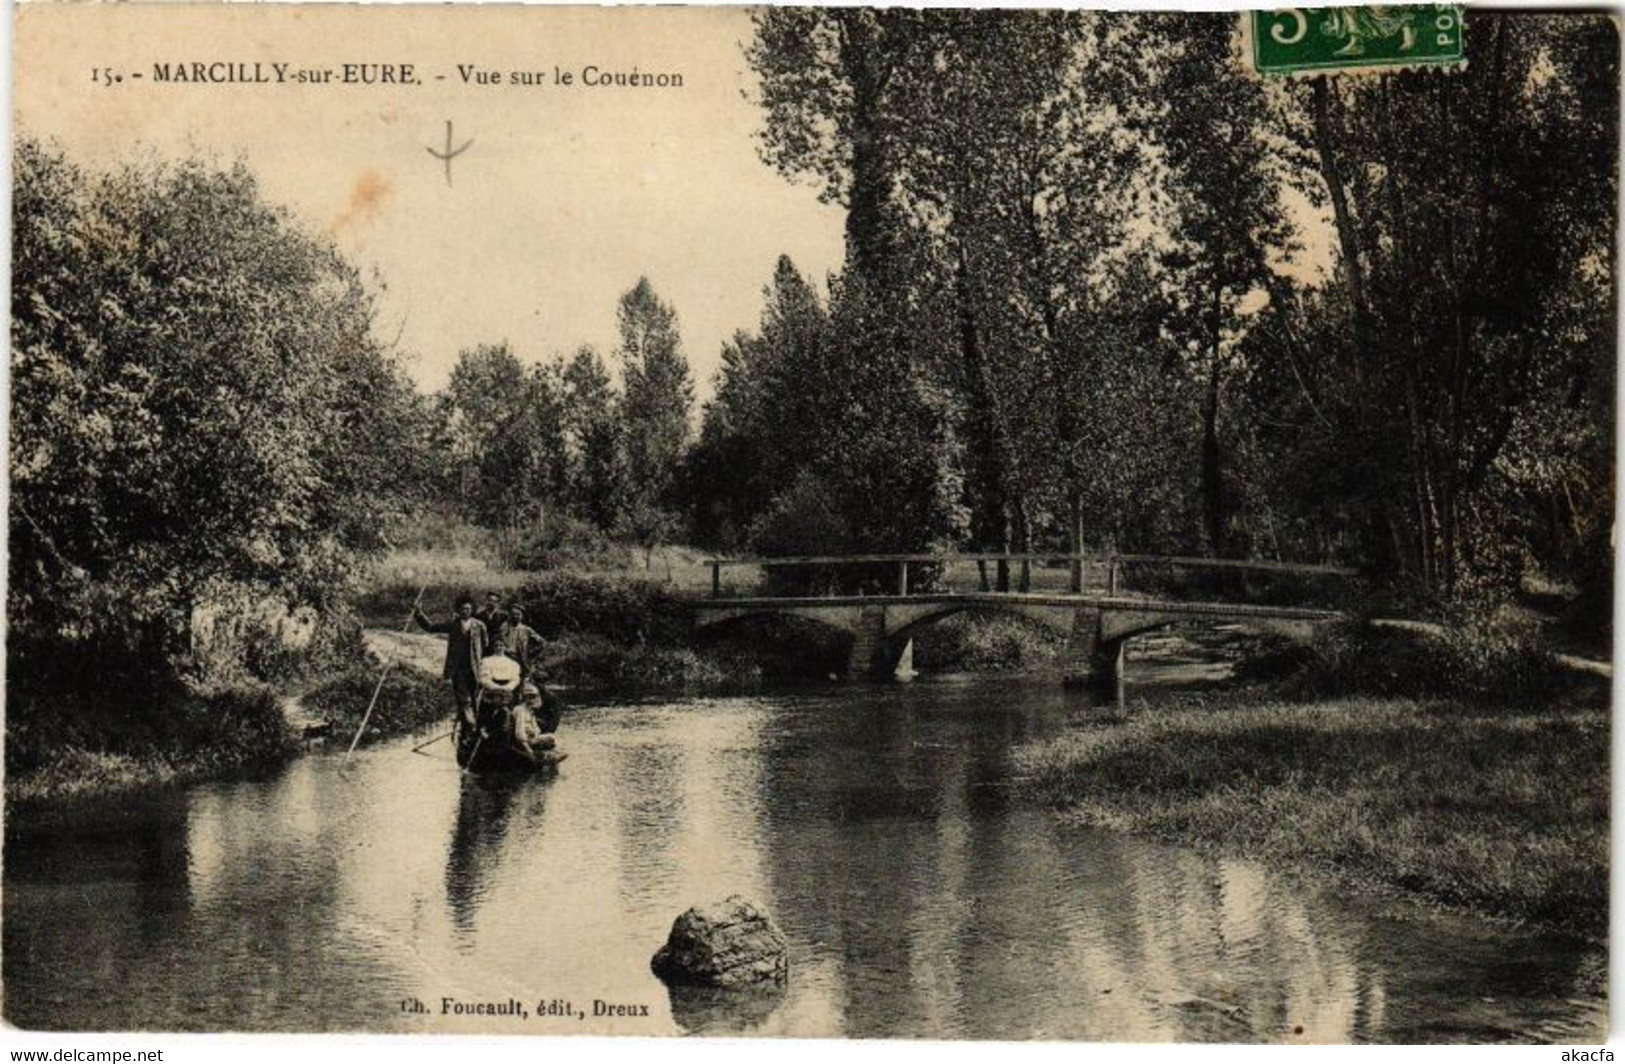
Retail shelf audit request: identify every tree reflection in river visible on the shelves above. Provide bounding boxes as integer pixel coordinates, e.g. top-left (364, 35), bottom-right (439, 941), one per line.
top-left (743, 679), bottom-right (1603, 1042)
top-left (445, 776), bottom-right (527, 942)
top-left (3, 678), bottom-right (1605, 1039)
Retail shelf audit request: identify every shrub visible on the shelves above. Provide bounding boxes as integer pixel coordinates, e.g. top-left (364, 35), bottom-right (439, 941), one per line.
top-left (304, 666), bottom-right (448, 742)
top-left (10, 140), bottom-right (422, 669)
top-left (691, 613), bottom-right (850, 679)
top-left (911, 612), bottom-right (1064, 672)
top-left (172, 682), bottom-right (300, 770)
top-left (542, 634), bottom-right (729, 692)
top-left (517, 571), bottom-right (690, 645)
top-left (6, 675), bottom-right (297, 806)
top-left (1282, 618), bottom-right (1574, 703)
top-left (508, 514), bottom-right (630, 572)
top-left (380, 509), bottom-right (501, 559)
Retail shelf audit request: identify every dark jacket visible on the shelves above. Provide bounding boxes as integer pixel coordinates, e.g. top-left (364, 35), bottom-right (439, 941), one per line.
top-left (413, 609), bottom-right (487, 686)
top-left (475, 606), bottom-right (509, 654)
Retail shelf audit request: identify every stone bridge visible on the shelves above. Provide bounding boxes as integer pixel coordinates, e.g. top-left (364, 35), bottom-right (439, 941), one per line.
top-left (692, 592), bottom-right (1342, 695)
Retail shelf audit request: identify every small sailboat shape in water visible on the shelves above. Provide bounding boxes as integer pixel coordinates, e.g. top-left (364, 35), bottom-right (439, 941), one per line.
top-left (894, 637), bottom-right (918, 682)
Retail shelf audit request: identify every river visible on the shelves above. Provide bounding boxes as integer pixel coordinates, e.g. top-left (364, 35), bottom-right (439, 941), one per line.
top-left (3, 667), bottom-right (1606, 1041)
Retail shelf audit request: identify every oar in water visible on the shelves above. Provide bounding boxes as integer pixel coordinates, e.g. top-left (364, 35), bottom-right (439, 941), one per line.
top-left (459, 690), bottom-right (488, 775)
top-left (342, 584), bottom-right (428, 767)
top-left (461, 730), bottom-right (486, 774)
top-left (411, 728), bottom-right (453, 753)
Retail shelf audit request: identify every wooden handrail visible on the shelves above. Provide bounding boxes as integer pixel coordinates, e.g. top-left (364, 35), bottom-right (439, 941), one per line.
top-left (1109, 555), bottom-right (1359, 577)
top-left (703, 553), bottom-right (1357, 577)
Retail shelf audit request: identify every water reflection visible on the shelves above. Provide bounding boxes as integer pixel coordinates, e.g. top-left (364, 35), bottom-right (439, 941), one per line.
top-left (3, 677), bottom-right (1606, 1041)
top-left (445, 776), bottom-right (528, 940)
top-left (665, 984), bottom-right (786, 1036)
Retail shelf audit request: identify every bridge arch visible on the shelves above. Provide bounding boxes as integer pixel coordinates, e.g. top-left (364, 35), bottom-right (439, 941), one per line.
top-left (692, 604), bottom-right (863, 639)
top-left (884, 600), bottom-right (1077, 641)
top-left (1084, 611), bottom-right (1329, 695)
top-left (1101, 611), bottom-right (1322, 645)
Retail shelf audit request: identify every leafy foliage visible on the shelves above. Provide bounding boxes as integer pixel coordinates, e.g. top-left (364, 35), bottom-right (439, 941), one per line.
top-left (437, 342), bottom-right (569, 531)
top-left (1273, 13), bottom-right (1618, 601)
top-left (11, 140), bottom-right (423, 663)
top-left (517, 571), bottom-right (691, 646)
top-left (615, 278), bottom-right (694, 561)
top-left (719, 9), bottom-right (1615, 623)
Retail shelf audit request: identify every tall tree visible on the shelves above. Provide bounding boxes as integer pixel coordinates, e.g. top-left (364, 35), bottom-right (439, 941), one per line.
top-left (439, 342), bottom-right (568, 530)
top-left (900, 11), bottom-right (1160, 571)
top-left (614, 278), bottom-right (693, 563)
top-left (749, 10), bottom-right (966, 578)
top-left (560, 345), bottom-right (623, 533)
top-left (688, 256), bottom-right (831, 547)
top-left (748, 8), bottom-right (930, 284)
top-left (1151, 13), bottom-right (1299, 556)
top-left (1300, 12), bottom-right (1617, 597)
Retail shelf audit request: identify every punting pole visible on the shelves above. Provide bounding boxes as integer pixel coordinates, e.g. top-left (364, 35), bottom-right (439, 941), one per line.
top-left (342, 584), bottom-right (428, 767)
top-left (459, 690), bottom-right (486, 775)
top-left (411, 729), bottom-right (453, 753)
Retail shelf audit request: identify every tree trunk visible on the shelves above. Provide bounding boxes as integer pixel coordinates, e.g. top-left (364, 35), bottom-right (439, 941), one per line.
top-left (1068, 491), bottom-right (1084, 592)
top-left (1311, 79), bottom-right (1370, 382)
top-left (840, 15), bottom-right (894, 286)
top-left (954, 241), bottom-right (1011, 556)
top-left (1201, 283), bottom-right (1225, 557)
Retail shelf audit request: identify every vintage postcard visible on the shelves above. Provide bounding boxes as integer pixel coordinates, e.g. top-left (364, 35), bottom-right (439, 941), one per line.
top-left (5, 2), bottom-right (1614, 1047)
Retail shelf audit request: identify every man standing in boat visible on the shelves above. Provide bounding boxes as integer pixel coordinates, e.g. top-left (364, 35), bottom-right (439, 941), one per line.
top-left (413, 595), bottom-right (487, 726)
top-left (474, 591), bottom-right (509, 655)
top-left (501, 604), bottom-right (544, 679)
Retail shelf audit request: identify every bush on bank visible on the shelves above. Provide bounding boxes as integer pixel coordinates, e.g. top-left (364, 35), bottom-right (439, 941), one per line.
top-left (540, 635), bottom-right (730, 693)
top-left (911, 612), bottom-right (1065, 672)
top-left (1242, 618), bottom-right (1576, 703)
top-left (8, 141), bottom-right (423, 806)
top-left (6, 599), bottom-right (373, 807)
top-left (304, 666), bottom-right (448, 745)
top-left (517, 571), bottom-right (692, 646)
top-left (6, 678), bottom-right (298, 808)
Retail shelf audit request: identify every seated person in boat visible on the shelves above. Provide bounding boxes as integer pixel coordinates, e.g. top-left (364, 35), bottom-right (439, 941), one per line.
top-left (413, 595), bottom-right (487, 726)
top-left (510, 682), bottom-right (558, 758)
top-left (529, 678), bottom-right (564, 736)
top-left (501, 604), bottom-right (544, 678)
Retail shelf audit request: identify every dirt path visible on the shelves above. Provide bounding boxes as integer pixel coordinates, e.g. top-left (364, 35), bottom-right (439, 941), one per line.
top-left (363, 628), bottom-right (446, 678)
top-left (279, 629), bottom-right (446, 735)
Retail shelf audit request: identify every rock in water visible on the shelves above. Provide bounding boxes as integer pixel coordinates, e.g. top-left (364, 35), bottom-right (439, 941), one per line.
top-left (651, 895), bottom-right (788, 987)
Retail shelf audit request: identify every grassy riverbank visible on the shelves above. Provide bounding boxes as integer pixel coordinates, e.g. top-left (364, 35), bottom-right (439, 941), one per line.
top-left (302, 667), bottom-right (449, 747)
top-left (5, 680), bottom-right (303, 808)
top-left (1016, 625), bottom-right (1609, 937)
top-left (2, 598), bottom-right (444, 809)
top-left (8, 658), bottom-right (454, 810)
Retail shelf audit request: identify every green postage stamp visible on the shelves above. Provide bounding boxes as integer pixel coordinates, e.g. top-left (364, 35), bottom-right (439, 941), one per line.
top-left (1248, 5), bottom-right (1466, 76)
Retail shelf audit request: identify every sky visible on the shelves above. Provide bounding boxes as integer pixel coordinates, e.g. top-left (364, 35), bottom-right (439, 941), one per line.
top-left (13, 5), bottom-right (849, 399)
top-left (13, 4), bottom-right (1338, 404)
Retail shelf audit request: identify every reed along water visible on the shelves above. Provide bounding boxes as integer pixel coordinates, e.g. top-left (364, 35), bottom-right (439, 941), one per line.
top-left (3, 672), bottom-right (1605, 1041)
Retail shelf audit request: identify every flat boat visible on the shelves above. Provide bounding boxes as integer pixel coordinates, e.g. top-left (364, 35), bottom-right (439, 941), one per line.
top-left (454, 655), bottom-right (567, 774)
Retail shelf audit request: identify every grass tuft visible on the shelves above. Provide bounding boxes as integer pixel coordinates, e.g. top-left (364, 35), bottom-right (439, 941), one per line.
top-left (302, 665), bottom-right (449, 745)
top-left (1015, 695), bottom-right (1608, 935)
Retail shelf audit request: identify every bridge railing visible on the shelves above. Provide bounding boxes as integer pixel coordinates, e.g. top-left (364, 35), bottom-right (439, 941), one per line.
top-left (701, 553), bottom-right (1358, 605)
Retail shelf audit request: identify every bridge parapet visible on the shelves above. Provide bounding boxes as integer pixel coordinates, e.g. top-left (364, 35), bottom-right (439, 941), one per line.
top-left (701, 552), bottom-right (1358, 606)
